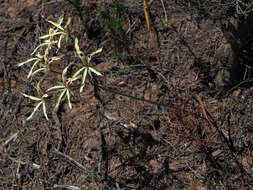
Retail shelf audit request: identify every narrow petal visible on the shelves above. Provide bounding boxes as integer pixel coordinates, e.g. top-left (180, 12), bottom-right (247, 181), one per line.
top-left (27, 101), bottom-right (42, 120)
top-left (66, 89), bottom-right (72, 109)
top-left (51, 55), bottom-right (64, 61)
top-left (27, 60), bottom-right (40, 78)
top-left (42, 102), bottom-right (49, 120)
top-left (89, 67), bottom-right (102, 76)
top-left (47, 20), bottom-right (64, 31)
top-left (57, 34), bottom-right (64, 49)
top-left (39, 32), bottom-right (63, 39)
top-left (74, 38), bottom-right (80, 53)
top-left (17, 58), bottom-right (38, 67)
top-left (47, 85), bottom-right (65, 91)
top-left (87, 48), bottom-right (103, 62)
top-left (55, 89), bottom-right (66, 111)
top-left (74, 38), bottom-right (86, 61)
top-left (31, 41), bottom-right (57, 55)
top-left (65, 17), bottom-right (72, 28)
top-left (73, 68), bottom-right (85, 78)
top-left (30, 68), bottom-right (46, 77)
top-left (22, 93), bottom-right (41, 101)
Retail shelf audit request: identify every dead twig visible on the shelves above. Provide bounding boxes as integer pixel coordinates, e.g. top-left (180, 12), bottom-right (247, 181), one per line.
top-left (53, 184), bottom-right (81, 190)
top-left (193, 94), bottom-right (248, 177)
top-left (143, 0), bottom-right (161, 68)
top-left (3, 132), bottom-right (18, 146)
top-left (52, 109), bottom-right (62, 151)
top-left (97, 125), bottom-right (108, 181)
top-left (53, 149), bottom-right (100, 180)
top-left (160, 0), bottom-right (167, 23)
top-left (96, 84), bottom-right (169, 108)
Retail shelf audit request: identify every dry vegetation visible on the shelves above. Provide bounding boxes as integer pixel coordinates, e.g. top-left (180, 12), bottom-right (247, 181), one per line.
top-left (1, 0), bottom-right (253, 189)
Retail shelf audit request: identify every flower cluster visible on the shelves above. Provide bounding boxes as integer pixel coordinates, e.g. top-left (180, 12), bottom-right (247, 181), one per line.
top-left (18, 16), bottom-right (103, 120)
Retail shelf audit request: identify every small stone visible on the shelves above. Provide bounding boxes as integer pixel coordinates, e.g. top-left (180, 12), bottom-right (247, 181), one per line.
top-left (232, 89), bottom-right (241, 97)
top-left (215, 43), bottom-right (232, 59)
top-left (214, 69), bottom-right (231, 89)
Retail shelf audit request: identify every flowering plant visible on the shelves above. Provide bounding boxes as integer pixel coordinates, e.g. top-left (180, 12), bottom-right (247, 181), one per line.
top-left (18, 16), bottom-right (103, 120)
